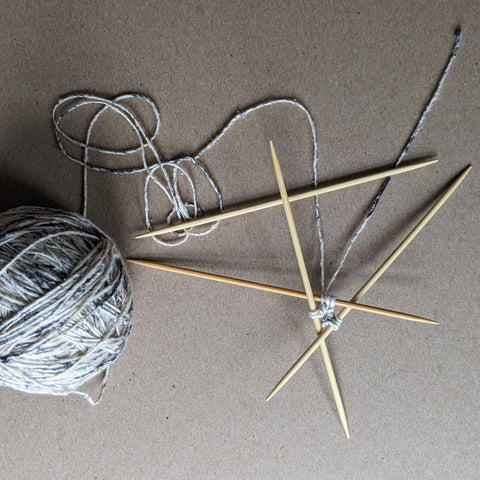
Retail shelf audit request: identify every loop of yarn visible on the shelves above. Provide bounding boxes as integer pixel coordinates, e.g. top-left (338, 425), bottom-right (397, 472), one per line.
top-left (309, 296), bottom-right (342, 331)
top-left (53, 93), bottom-right (224, 246)
top-left (0, 206), bottom-right (133, 404)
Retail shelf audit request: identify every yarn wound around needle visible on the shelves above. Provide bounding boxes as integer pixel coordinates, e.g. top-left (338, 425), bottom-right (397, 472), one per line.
top-left (0, 206), bottom-right (133, 404)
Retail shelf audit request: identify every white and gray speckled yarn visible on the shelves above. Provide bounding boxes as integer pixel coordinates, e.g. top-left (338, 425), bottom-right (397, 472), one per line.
top-left (0, 206), bottom-right (133, 404)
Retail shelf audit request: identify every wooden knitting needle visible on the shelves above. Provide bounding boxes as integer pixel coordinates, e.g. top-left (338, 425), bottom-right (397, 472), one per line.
top-left (126, 259), bottom-right (437, 324)
top-left (266, 165), bottom-right (471, 402)
top-left (135, 158), bottom-right (437, 239)
top-left (269, 140), bottom-right (350, 439)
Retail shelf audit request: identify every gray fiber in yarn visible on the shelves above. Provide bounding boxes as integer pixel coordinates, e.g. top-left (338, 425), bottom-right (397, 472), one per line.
top-left (0, 206), bottom-right (133, 404)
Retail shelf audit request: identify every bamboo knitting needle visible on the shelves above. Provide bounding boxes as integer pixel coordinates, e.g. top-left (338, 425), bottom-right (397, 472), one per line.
top-left (266, 165), bottom-right (471, 402)
top-left (135, 158), bottom-right (437, 239)
top-left (126, 259), bottom-right (437, 324)
top-left (269, 140), bottom-right (350, 439)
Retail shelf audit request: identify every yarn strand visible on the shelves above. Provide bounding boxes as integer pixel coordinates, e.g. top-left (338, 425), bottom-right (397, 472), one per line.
top-left (324, 28), bottom-right (462, 292)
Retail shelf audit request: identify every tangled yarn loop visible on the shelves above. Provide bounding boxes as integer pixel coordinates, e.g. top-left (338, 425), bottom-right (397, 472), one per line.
top-left (309, 296), bottom-right (342, 331)
top-left (0, 206), bottom-right (133, 404)
top-left (52, 93), bottom-right (224, 246)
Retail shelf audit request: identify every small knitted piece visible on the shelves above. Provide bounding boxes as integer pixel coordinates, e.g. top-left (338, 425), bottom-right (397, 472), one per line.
top-left (309, 296), bottom-right (342, 331)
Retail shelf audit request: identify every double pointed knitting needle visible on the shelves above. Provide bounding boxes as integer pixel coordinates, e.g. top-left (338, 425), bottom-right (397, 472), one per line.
top-left (269, 140), bottom-right (350, 438)
top-left (266, 165), bottom-right (472, 402)
top-left (135, 158), bottom-right (437, 239)
top-left (126, 259), bottom-right (437, 324)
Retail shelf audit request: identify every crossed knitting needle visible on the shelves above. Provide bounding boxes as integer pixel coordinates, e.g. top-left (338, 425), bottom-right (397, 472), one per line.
top-left (135, 158), bottom-right (437, 239)
top-left (126, 260), bottom-right (436, 325)
top-left (268, 141), bottom-right (353, 436)
top-left (130, 144), bottom-right (472, 437)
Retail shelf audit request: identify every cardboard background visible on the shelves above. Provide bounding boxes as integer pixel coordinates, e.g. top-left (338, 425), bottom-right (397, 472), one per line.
top-left (1, 1), bottom-right (479, 478)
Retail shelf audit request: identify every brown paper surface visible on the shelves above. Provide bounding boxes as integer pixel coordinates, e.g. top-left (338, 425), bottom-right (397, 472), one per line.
top-left (1, 1), bottom-right (479, 478)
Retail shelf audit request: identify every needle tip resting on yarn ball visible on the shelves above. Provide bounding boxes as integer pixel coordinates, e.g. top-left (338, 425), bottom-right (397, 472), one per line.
top-left (0, 206), bottom-right (133, 404)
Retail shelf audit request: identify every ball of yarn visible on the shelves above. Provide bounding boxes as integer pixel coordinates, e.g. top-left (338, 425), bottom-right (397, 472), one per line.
top-left (0, 206), bottom-right (133, 401)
